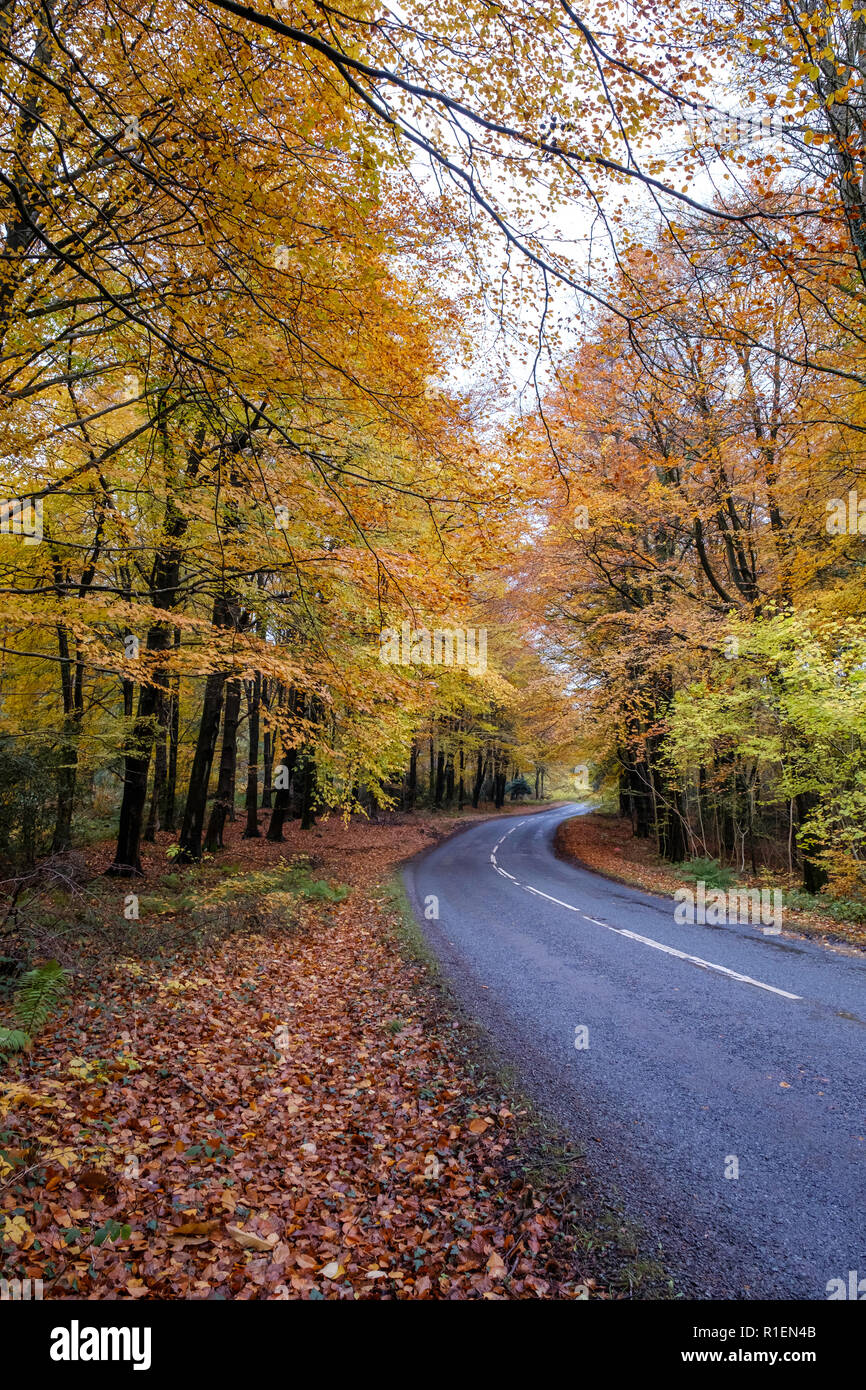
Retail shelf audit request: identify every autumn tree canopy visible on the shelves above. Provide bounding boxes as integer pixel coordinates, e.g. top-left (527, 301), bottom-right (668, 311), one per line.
top-left (0, 0), bottom-right (862, 899)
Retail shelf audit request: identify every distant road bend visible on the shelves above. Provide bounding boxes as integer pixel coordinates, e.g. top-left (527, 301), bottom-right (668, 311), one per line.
top-left (403, 803), bottom-right (866, 1299)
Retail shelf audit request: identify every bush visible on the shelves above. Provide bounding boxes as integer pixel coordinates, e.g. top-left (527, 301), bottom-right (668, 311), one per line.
top-left (784, 888), bottom-right (866, 925)
top-left (0, 741), bottom-right (55, 865)
top-left (0, 959), bottom-right (70, 1062)
top-left (674, 856), bottom-right (736, 890)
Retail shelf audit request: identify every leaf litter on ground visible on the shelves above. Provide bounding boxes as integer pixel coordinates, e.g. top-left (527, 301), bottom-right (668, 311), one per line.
top-left (1, 810), bottom-right (602, 1299)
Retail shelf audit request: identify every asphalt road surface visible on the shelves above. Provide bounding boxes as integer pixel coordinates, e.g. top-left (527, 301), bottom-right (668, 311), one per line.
top-left (402, 803), bottom-right (866, 1299)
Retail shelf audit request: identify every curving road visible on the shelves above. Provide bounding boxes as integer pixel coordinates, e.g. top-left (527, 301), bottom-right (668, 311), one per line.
top-left (402, 803), bottom-right (866, 1299)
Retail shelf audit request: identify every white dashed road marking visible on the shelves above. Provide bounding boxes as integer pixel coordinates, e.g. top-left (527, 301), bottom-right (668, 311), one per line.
top-left (489, 820), bottom-right (801, 1003)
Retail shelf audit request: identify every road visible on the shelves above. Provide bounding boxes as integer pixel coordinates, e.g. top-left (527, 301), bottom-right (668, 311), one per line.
top-left (402, 803), bottom-right (866, 1299)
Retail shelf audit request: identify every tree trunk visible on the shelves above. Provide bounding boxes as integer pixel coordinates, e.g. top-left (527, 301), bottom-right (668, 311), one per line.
top-left (243, 674), bottom-right (261, 837)
top-left (161, 638), bottom-right (181, 832)
top-left (404, 741), bottom-right (418, 810)
top-left (795, 791), bottom-right (828, 894)
top-left (656, 788), bottom-right (687, 862)
top-left (266, 748), bottom-right (297, 841)
top-left (176, 669), bottom-right (226, 861)
top-left (618, 751), bottom-right (631, 819)
top-left (631, 759), bottom-right (652, 838)
top-left (109, 429), bottom-right (205, 875)
top-left (434, 748), bottom-right (446, 807)
top-left (51, 605), bottom-right (86, 851)
top-left (261, 731), bottom-right (274, 808)
top-left (204, 678), bottom-right (242, 851)
top-left (108, 631), bottom-right (170, 876)
top-left (52, 733), bottom-right (78, 852)
top-left (493, 755), bottom-right (506, 808)
top-left (299, 750), bottom-right (317, 830)
top-left (472, 750), bottom-right (485, 808)
top-left (144, 694), bottom-right (168, 842)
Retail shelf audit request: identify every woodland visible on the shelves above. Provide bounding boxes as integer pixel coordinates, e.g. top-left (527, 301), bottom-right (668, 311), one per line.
top-left (0, 0), bottom-right (864, 1300)
top-left (0, 0), bottom-right (864, 897)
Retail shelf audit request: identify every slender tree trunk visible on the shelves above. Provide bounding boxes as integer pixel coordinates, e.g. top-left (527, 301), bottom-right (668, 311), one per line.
top-left (243, 674), bottom-right (261, 837)
top-left (109, 429), bottom-right (204, 875)
top-left (795, 791), bottom-right (828, 894)
top-left (493, 753), bottom-right (506, 809)
top-left (162, 652), bottom-right (180, 832)
top-left (267, 748), bottom-right (297, 841)
top-left (108, 632), bottom-right (171, 876)
top-left (631, 759), bottom-right (651, 838)
top-left (657, 787), bottom-right (687, 862)
top-left (52, 717), bottom-right (79, 853)
top-left (300, 749), bottom-right (317, 830)
top-left (434, 749), bottom-right (446, 807)
top-left (51, 622), bottom-right (82, 852)
top-left (405, 741), bottom-right (418, 810)
top-left (175, 567), bottom-right (242, 860)
top-left (204, 678), bottom-right (242, 851)
top-left (472, 750), bottom-right (485, 808)
top-left (51, 630), bottom-right (84, 852)
top-left (176, 671), bottom-right (226, 861)
top-left (227, 759), bottom-right (237, 822)
top-left (261, 731), bottom-right (274, 808)
top-left (618, 750), bottom-right (632, 820)
top-left (50, 579), bottom-right (87, 850)
top-left (144, 693), bottom-right (168, 842)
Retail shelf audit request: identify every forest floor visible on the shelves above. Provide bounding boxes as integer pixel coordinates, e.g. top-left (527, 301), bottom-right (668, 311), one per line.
top-left (556, 811), bottom-right (866, 953)
top-left (0, 803), bottom-right (664, 1300)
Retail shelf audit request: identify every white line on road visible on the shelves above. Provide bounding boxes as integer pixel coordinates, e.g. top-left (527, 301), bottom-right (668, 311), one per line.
top-left (490, 831), bottom-right (802, 1002)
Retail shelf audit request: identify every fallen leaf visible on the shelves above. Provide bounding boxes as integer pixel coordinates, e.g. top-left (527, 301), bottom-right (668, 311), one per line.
top-left (226, 1225), bottom-right (279, 1252)
top-left (77, 1168), bottom-right (110, 1191)
top-left (170, 1220), bottom-right (221, 1237)
top-left (2, 1214), bottom-right (32, 1245)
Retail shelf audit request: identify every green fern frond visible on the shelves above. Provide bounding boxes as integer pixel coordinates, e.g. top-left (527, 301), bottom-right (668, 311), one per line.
top-left (12, 960), bottom-right (69, 1035)
top-left (0, 1027), bottom-right (31, 1055)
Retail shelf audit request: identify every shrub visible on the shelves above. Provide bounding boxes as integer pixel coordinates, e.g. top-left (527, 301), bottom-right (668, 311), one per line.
top-left (0, 742), bottom-right (54, 866)
top-left (674, 857), bottom-right (736, 890)
top-left (0, 959), bottom-right (70, 1061)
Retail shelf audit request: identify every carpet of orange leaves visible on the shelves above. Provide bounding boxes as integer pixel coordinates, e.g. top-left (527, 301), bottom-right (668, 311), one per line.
top-left (1, 810), bottom-right (594, 1299)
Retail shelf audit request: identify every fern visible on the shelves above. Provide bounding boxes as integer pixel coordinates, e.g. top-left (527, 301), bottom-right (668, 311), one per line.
top-left (0, 1027), bottom-right (31, 1054)
top-left (12, 960), bottom-right (69, 1035)
top-left (675, 857), bottom-right (736, 891)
